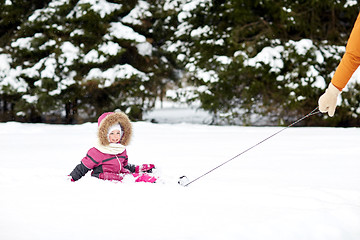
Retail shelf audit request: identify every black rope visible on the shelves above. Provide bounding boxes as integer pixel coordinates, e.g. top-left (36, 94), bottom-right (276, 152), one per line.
top-left (182, 107), bottom-right (321, 187)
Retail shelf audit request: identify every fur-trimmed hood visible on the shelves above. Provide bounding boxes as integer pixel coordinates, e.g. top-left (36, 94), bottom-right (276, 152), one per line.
top-left (97, 111), bottom-right (132, 146)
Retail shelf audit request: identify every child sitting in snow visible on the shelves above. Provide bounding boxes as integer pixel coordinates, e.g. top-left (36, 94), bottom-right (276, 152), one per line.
top-left (69, 111), bottom-right (156, 183)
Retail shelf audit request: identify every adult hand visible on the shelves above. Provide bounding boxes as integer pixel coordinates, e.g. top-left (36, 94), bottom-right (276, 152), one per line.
top-left (318, 83), bottom-right (341, 117)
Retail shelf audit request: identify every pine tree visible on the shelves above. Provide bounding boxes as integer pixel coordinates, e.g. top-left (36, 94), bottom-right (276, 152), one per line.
top-left (0, 0), bottom-right (180, 123)
top-left (1, 0), bottom-right (359, 126)
top-left (172, 0), bottom-right (359, 126)
top-left (0, 0), bottom-right (52, 121)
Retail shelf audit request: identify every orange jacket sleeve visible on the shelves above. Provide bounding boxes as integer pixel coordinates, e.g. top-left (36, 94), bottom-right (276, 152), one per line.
top-left (331, 13), bottom-right (360, 90)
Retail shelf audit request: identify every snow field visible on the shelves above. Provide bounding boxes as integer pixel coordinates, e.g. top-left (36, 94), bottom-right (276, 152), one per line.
top-left (0, 122), bottom-right (359, 240)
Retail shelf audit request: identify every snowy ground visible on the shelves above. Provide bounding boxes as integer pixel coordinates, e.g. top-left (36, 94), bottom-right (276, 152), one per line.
top-left (143, 101), bottom-right (213, 124)
top-left (0, 118), bottom-right (360, 240)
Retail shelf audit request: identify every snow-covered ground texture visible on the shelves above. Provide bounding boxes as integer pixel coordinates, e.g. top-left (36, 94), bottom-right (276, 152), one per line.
top-left (1, 121), bottom-right (360, 240)
top-left (143, 101), bottom-right (213, 124)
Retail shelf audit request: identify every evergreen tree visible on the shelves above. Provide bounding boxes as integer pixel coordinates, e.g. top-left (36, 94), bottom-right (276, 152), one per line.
top-left (1, 0), bottom-right (360, 126)
top-left (172, 0), bottom-right (359, 126)
top-left (0, 0), bottom-right (180, 123)
top-left (0, 0), bottom-right (52, 121)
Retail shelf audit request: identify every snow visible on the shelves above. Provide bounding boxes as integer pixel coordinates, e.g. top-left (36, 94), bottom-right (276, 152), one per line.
top-left (39, 39), bottom-right (57, 50)
top-left (99, 41), bottom-right (122, 56)
top-left (191, 25), bottom-right (212, 38)
top-left (245, 45), bottom-right (284, 73)
top-left (67, 0), bottom-right (121, 19)
top-left (291, 39), bottom-right (314, 55)
top-left (22, 94), bottom-right (38, 104)
top-left (137, 41), bottom-right (153, 56)
top-left (143, 101), bottom-right (212, 124)
top-left (345, 0), bottom-right (358, 7)
top-left (29, 0), bottom-right (67, 22)
top-left (245, 39), bottom-right (317, 74)
top-left (83, 49), bottom-right (106, 64)
top-left (177, 0), bottom-right (211, 22)
top-left (192, 68), bottom-right (219, 83)
top-left (122, 0), bottom-right (151, 25)
top-left (0, 54), bottom-right (11, 78)
top-left (40, 57), bottom-right (57, 79)
top-left (242, 38), bottom-right (360, 89)
top-left (0, 118), bottom-right (359, 240)
top-left (0, 54), bottom-right (28, 93)
top-left (106, 22), bottom-right (147, 42)
top-left (86, 64), bottom-right (149, 87)
top-left (10, 37), bottom-right (34, 50)
top-left (1, 1), bottom-right (360, 237)
top-left (59, 42), bottom-right (80, 66)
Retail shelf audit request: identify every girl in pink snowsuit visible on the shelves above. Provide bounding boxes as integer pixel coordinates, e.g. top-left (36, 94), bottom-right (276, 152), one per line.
top-left (69, 111), bottom-right (156, 183)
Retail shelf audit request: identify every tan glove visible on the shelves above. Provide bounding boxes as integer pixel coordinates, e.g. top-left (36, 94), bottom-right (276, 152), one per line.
top-left (318, 83), bottom-right (341, 117)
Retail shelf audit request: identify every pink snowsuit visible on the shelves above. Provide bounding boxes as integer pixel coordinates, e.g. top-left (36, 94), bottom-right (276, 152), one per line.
top-left (82, 147), bottom-right (130, 181)
top-left (69, 111), bottom-right (156, 183)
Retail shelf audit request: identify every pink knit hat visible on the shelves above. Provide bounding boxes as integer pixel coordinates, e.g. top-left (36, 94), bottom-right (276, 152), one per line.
top-left (98, 112), bottom-right (113, 126)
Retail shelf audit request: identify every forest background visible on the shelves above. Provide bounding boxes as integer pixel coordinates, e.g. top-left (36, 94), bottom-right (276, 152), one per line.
top-left (1, 0), bottom-right (360, 126)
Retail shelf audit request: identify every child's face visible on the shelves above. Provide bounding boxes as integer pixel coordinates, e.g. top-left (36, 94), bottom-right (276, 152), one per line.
top-left (108, 130), bottom-right (121, 143)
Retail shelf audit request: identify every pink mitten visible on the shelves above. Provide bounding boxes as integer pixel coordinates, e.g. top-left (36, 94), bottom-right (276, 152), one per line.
top-left (135, 164), bottom-right (155, 173)
top-left (67, 175), bottom-right (75, 182)
top-left (133, 173), bottom-right (157, 183)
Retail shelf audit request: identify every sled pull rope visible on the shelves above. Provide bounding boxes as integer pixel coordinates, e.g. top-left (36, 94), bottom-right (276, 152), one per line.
top-left (183, 107), bottom-right (321, 187)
